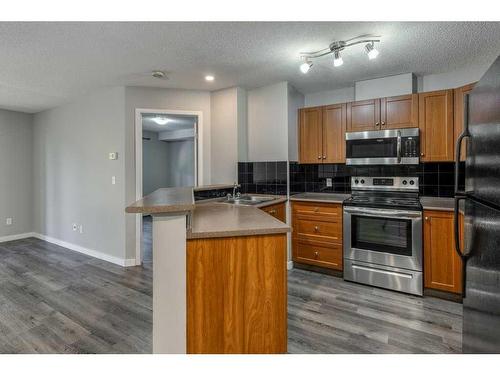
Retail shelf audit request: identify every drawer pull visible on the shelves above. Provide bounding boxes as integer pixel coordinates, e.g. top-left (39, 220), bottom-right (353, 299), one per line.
top-left (314, 226), bottom-right (319, 232)
top-left (314, 251), bottom-right (319, 258)
top-left (314, 207), bottom-right (319, 212)
top-left (269, 209), bottom-right (277, 214)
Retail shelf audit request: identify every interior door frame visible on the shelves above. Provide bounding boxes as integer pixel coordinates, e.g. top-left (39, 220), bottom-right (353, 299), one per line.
top-left (134, 108), bottom-right (203, 265)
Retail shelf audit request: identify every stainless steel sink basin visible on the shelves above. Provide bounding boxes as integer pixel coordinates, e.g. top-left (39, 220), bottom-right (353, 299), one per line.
top-left (222, 195), bottom-right (277, 206)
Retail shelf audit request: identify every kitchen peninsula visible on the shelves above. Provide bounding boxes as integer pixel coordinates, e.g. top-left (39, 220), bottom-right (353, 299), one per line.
top-left (126, 187), bottom-right (290, 354)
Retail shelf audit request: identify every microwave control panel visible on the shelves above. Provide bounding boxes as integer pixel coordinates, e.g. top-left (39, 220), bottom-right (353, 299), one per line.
top-left (401, 136), bottom-right (419, 158)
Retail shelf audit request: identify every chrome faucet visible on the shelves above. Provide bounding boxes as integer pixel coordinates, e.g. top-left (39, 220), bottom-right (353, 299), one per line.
top-left (232, 182), bottom-right (241, 199)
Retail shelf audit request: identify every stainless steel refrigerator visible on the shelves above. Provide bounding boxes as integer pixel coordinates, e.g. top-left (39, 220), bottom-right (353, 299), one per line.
top-left (454, 55), bottom-right (500, 353)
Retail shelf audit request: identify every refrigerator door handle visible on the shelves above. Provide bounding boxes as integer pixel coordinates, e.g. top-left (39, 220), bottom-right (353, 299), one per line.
top-left (454, 93), bottom-right (470, 196)
top-left (454, 196), bottom-right (469, 260)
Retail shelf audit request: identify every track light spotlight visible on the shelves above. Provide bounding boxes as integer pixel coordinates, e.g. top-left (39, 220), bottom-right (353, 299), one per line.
top-left (365, 42), bottom-right (379, 60)
top-left (300, 60), bottom-right (313, 74)
top-left (333, 50), bottom-right (343, 67)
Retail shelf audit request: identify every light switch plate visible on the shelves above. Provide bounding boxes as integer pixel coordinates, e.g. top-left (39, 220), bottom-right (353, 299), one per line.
top-left (326, 178), bottom-right (332, 187)
top-left (109, 152), bottom-right (118, 160)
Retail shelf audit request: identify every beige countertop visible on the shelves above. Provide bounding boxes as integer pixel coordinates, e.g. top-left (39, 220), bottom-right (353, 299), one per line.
top-left (290, 192), bottom-right (350, 204)
top-left (420, 196), bottom-right (455, 211)
top-left (126, 187), bottom-right (290, 238)
top-left (188, 202), bottom-right (290, 239)
top-left (126, 187), bottom-right (195, 214)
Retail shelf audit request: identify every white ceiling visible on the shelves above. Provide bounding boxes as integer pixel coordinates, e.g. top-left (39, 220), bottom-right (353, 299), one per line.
top-left (142, 113), bottom-right (196, 133)
top-left (1, 22), bottom-right (500, 113)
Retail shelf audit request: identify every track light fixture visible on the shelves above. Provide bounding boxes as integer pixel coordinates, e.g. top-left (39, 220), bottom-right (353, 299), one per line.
top-left (299, 35), bottom-right (380, 72)
top-left (365, 41), bottom-right (379, 60)
top-left (300, 59), bottom-right (313, 73)
top-left (333, 50), bottom-right (343, 67)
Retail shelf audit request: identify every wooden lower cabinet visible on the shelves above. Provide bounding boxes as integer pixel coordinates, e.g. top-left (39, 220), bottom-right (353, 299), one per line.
top-left (291, 201), bottom-right (343, 271)
top-left (260, 202), bottom-right (286, 223)
top-left (187, 234), bottom-right (287, 353)
top-left (423, 210), bottom-right (463, 294)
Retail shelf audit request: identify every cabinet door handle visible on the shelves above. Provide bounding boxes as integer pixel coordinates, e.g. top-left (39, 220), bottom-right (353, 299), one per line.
top-left (425, 216), bottom-right (429, 221)
top-left (376, 122), bottom-right (380, 126)
top-left (420, 152), bottom-right (425, 156)
top-left (269, 209), bottom-right (277, 214)
top-left (381, 121), bottom-right (385, 126)
top-left (317, 156), bottom-right (321, 159)
top-left (322, 156), bottom-right (326, 159)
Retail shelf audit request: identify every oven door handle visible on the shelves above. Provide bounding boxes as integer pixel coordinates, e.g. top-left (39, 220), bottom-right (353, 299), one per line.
top-left (343, 206), bottom-right (422, 219)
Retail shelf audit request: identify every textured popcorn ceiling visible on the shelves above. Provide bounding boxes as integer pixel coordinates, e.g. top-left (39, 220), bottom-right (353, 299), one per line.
top-left (1, 22), bottom-right (499, 113)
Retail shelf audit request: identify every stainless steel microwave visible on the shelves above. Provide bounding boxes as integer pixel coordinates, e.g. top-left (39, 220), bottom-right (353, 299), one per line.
top-left (345, 128), bottom-right (419, 165)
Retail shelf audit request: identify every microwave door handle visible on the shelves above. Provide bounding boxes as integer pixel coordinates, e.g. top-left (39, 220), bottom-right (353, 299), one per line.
top-left (397, 130), bottom-right (402, 163)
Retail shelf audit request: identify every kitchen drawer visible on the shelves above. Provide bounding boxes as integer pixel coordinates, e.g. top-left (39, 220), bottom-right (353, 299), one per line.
top-left (294, 240), bottom-right (342, 270)
top-left (260, 202), bottom-right (286, 223)
top-left (292, 201), bottom-right (342, 221)
top-left (293, 218), bottom-right (342, 243)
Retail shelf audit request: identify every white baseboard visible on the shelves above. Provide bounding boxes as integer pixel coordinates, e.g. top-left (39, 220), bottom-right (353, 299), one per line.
top-left (287, 261), bottom-right (294, 270)
top-left (0, 232), bottom-right (37, 243)
top-left (32, 233), bottom-right (137, 267)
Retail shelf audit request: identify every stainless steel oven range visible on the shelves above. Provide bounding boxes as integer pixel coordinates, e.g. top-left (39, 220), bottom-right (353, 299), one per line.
top-left (343, 176), bottom-right (423, 295)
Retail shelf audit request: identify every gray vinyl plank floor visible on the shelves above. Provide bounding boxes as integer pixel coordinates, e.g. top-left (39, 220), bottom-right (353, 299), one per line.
top-left (0, 237), bottom-right (462, 353)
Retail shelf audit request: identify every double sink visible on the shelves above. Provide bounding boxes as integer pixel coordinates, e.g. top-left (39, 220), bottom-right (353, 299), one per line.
top-left (221, 194), bottom-right (278, 206)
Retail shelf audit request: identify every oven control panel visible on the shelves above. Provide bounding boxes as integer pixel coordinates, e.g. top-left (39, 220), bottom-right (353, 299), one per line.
top-left (352, 176), bottom-right (419, 191)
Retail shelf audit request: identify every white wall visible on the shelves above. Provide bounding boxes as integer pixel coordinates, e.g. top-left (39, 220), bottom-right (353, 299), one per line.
top-left (237, 87), bottom-right (248, 162)
top-left (0, 109), bottom-right (33, 239)
top-left (142, 130), bottom-right (169, 196)
top-left (287, 84), bottom-right (305, 162)
top-left (210, 87), bottom-right (239, 184)
top-left (355, 73), bottom-right (416, 100)
top-left (166, 139), bottom-right (195, 188)
top-left (304, 87), bottom-right (354, 107)
top-left (420, 62), bottom-right (491, 92)
top-left (247, 82), bottom-right (289, 161)
top-left (33, 87), bottom-right (127, 262)
top-left (124, 86), bottom-right (211, 259)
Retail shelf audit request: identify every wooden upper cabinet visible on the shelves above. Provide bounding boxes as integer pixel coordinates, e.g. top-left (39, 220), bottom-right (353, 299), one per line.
top-left (346, 99), bottom-right (380, 132)
top-left (322, 104), bottom-right (346, 163)
top-left (423, 210), bottom-right (463, 294)
top-left (298, 107), bottom-right (323, 163)
top-left (380, 94), bottom-right (418, 129)
top-left (454, 83), bottom-right (476, 161)
top-left (418, 89), bottom-right (454, 161)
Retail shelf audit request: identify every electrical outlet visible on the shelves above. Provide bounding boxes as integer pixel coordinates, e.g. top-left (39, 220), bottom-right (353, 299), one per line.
top-left (326, 178), bottom-right (332, 187)
top-left (109, 152), bottom-right (118, 160)
top-left (79, 225), bottom-right (83, 234)
top-left (111, 176), bottom-right (116, 185)
top-left (72, 223), bottom-right (78, 231)
top-left (6, 217), bottom-right (13, 226)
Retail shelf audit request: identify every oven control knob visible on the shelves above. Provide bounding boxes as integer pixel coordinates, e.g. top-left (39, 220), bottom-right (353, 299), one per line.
top-left (402, 180), bottom-right (408, 185)
top-left (360, 179), bottom-right (365, 184)
top-left (354, 179), bottom-right (359, 184)
top-left (409, 180), bottom-right (415, 185)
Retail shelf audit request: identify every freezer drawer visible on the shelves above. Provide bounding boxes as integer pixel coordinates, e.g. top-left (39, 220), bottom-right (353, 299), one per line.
top-left (344, 259), bottom-right (423, 296)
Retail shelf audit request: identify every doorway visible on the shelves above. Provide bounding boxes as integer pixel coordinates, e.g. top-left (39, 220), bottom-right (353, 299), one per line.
top-left (135, 109), bottom-right (203, 265)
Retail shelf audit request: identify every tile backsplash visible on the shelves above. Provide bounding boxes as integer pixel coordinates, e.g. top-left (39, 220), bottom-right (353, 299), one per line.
top-left (289, 161), bottom-right (465, 197)
top-left (238, 161), bottom-right (464, 198)
top-left (238, 161), bottom-right (287, 195)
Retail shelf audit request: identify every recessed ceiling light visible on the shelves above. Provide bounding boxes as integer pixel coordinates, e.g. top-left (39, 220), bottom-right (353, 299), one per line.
top-left (205, 75), bottom-right (215, 81)
top-left (153, 117), bottom-right (171, 125)
top-left (152, 71), bottom-right (166, 79)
